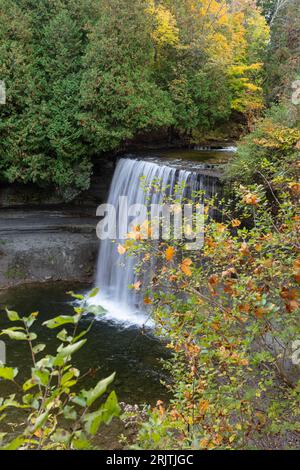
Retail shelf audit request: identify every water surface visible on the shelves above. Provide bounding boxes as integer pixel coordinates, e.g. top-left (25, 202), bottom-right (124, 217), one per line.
top-left (0, 282), bottom-right (169, 405)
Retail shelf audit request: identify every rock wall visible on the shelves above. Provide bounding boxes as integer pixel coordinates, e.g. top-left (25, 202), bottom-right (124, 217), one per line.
top-left (0, 209), bottom-right (100, 289)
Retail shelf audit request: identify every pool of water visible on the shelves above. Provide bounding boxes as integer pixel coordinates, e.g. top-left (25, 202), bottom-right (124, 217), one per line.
top-left (0, 282), bottom-right (169, 405)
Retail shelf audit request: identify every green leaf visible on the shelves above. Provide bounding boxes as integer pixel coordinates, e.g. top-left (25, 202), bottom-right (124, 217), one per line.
top-left (32, 368), bottom-right (50, 387)
top-left (0, 397), bottom-right (28, 412)
top-left (85, 305), bottom-right (107, 316)
top-left (5, 309), bottom-right (20, 322)
top-left (56, 329), bottom-right (71, 343)
top-left (81, 372), bottom-right (115, 407)
top-left (23, 312), bottom-right (39, 328)
top-left (83, 408), bottom-right (104, 436)
top-left (63, 405), bottom-right (77, 421)
top-left (23, 378), bottom-right (37, 392)
top-left (71, 395), bottom-right (86, 408)
top-left (99, 391), bottom-right (120, 425)
top-left (61, 370), bottom-right (77, 388)
top-left (83, 391), bottom-right (120, 435)
top-left (50, 429), bottom-right (71, 445)
top-left (43, 315), bottom-right (79, 329)
top-left (30, 410), bottom-right (50, 433)
top-left (0, 366), bottom-right (18, 381)
top-left (54, 339), bottom-right (87, 366)
top-left (67, 291), bottom-right (84, 300)
top-left (32, 344), bottom-right (46, 354)
top-left (1, 436), bottom-right (25, 450)
top-left (88, 288), bottom-right (100, 299)
top-left (28, 333), bottom-right (37, 341)
top-left (71, 431), bottom-right (91, 450)
top-left (1, 329), bottom-right (27, 340)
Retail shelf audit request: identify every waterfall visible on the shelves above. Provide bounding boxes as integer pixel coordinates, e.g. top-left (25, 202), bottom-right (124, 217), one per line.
top-left (94, 157), bottom-right (219, 326)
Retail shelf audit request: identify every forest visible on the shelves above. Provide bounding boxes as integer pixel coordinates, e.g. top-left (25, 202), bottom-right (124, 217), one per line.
top-left (1, 0), bottom-right (272, 198)
top-left (0, 0), bottom-right (299, 454)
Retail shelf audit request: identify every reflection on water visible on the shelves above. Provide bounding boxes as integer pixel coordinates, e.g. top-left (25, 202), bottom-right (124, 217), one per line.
top-left (0, 282), bottom-right (169, 405)
top-left (158, 147), bottom-right (236, 163)
top-left (135, 147), bottom-right (236, 166)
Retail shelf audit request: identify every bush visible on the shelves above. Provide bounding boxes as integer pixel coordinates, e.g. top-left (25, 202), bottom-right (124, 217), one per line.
top-left (226, 103), bottom-right (300, 183)
top-left (121, 176), bottom-right (300, 450)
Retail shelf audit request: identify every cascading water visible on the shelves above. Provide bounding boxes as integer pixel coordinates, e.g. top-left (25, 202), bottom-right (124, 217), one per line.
top-left (94, 157), bottom-right (219, 326)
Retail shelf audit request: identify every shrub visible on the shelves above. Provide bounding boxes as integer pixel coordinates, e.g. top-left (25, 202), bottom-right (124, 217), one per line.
top-left (121, 176), bottom-right (300, 450)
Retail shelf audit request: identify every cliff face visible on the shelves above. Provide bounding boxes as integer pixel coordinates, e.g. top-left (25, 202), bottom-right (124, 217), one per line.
top-left (0, 207), bottom-right (100, 289)
top-left (0, 159), bottom-right (116, 288)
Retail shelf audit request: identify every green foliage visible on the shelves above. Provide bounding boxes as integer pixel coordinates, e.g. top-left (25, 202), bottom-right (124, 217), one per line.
top-left (80, 0), bottom-right (174, 152)
top-left (262, 0), bottom-right (300, 103)
top-left (226, 103), bottom-right (300, 183)
top-left (0, 289), bottom-right (120, 450)
top-left (0, 0), bottom-right (270, 197)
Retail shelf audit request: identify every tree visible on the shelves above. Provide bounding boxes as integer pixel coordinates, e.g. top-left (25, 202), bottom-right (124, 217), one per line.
top-left (80, 0), bottom-right (174, 152)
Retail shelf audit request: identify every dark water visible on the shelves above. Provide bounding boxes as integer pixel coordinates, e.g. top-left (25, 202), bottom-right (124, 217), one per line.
top-left (0, 282), bottom-right (169, 405)
top-left (158, 147), bottom-right (236, 163)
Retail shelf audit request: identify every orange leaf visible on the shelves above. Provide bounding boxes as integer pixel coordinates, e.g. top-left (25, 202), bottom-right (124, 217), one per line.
top-left (243, 193), bottom-right (259, 206)
top-left (181, 258), bottom-right (193, 276)
top-left (144, 296), bottom-right (153, 305)
top-left (294, 273), bottom-right (300, 285)
top-left (286, 300), bottom-right (299, 313)
top-left (232, 219), bottom-right (241, 227)
top-left (199, 438), bottom-right (209, 449)
top-left (165, 246), bottom-right (175, 262)
top-left (239, 303), bottom-right (251, 314)
top-left (288, 182), bottom-right (300, 195)
top-left (132, 281), bottom-right (141, 291)
top-left (208, 274), bottom-right (219, 286)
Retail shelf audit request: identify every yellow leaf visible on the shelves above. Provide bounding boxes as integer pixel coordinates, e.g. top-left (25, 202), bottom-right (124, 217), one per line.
top-left (117, 244), bottom-right (127, 255)
top-left (199, 400), bottom-right (210, 414)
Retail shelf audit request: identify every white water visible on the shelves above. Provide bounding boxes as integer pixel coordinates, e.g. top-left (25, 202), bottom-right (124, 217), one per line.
top-left (93, 158), bottom-right (218, 326)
